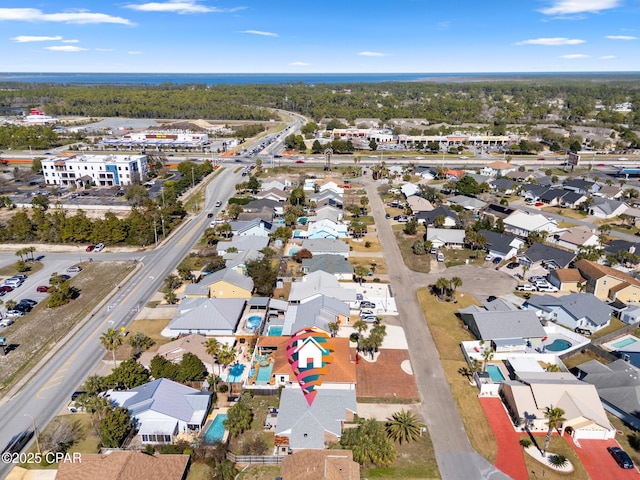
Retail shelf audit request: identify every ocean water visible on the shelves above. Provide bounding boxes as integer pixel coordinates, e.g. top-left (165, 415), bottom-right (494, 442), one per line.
top-left (1, 71), bottom-right (637, 86)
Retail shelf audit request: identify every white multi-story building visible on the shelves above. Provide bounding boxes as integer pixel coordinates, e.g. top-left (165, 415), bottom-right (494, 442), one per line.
top-left (42, 154), bottom-right (147, 187)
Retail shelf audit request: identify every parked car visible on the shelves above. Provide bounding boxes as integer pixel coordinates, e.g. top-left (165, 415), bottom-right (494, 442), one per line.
top-left (19, 299), bottom-right (37, 307)
top-left (385, 213), bottom-right (390, 219)
top-left (516, 284), bottom-right (536, 292)
top-left (486, 296), bottom-right (497, 302)
top-left (13, 274), bottom-right (27, 281)
top-left (537, 284), bottom-right (559, 293)
top-left (86, 245), bottom-right (95, 252)
top-left (607, 446), bottom-right (634, 469)
top-left (215, 201), bottom-right (222, 207)
top-left (360, 309), bottom-right (375, 316)
top-left (5, 310), bottom-right (24, 318)
top-left (359, 301), bottom-right (376, 309)
top-left (0, 319), bottom-right (14, 328)
top-left (14, 303), bottom-right (31, 313)
top-left (529, 276), bottom-right (546, 282)
top-left (0, 285), bottom-right (14, 293)
top-left (360, 315), bottom-right (378, 323)
top-left (485, 254), bottom-right (493, 261)
top-left (66, 266), bottom-right (82, 273)
top-left (36, 285), bottom-right (50, 293)
top-left (506, 262), bottom-right (519, 269)
top-left (492, 257), bottom-right (503, 265)
top-left (94, 243), bottom-right (105, 252)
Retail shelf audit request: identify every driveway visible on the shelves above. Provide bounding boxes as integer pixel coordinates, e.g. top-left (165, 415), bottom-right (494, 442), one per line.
top-left (568, 438), bottom-right (640, 480)
top-left (364, 177), bottom-right (510, 480)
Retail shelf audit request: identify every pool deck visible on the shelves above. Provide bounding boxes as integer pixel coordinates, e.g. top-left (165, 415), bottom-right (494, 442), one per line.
top-left (203, 408), bottom-right (230, 444)
top-left (602, 334), bottom-right (640, 353)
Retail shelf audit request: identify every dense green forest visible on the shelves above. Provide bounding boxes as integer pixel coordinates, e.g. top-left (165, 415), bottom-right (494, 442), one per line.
top-left (1, 79), bottom-right (639, 127)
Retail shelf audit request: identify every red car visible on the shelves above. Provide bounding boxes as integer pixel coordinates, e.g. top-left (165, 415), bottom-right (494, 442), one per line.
top-left (534, 202), bottom-right (544, 207)
top-left (0, 285), bottom-right (14, 292)
top-left (295, 160), bottom-right (304, 163)
top-left (597, 163), bottom-right (606, 167)
top-left (86, 245), bottom-right (95, 252)
top-left (36, 285), bottom-right (50, 293)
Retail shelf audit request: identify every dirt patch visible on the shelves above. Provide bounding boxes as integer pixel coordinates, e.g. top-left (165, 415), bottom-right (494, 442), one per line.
top-left (0, 261), bottom-right (135, 394)
top-left (355, 349), bottom-right (419, 400)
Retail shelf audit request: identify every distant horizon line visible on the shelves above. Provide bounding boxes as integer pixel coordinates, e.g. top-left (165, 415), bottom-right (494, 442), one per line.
top-left (3, 70), bottom-right (640, 75)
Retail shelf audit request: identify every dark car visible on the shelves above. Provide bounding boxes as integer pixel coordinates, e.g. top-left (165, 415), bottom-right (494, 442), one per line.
top-left (608, 446), bottom-right (634, 469)
top-left (492, 257), bottom-right (503, 265)
top-left (19, 299), bottom-right (37, 307)
top-left (207, 213), bottom-right (214, 218)
top-left (2, 430), bottom-right (34, 455)
top-left (14, 303), bottom-right (31, 313)
top-left (86, 245), bottom-right (95, 252)
top-left (0, 285), bottom-right (13, 292)
top-left (506, 262), bottom-right (519, 269)
top-left (360, 301), bottom-right (376, 309)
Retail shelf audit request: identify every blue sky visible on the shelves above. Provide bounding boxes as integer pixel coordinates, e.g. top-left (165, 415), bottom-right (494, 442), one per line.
top-left (2, 0), bottom-right (639, 73)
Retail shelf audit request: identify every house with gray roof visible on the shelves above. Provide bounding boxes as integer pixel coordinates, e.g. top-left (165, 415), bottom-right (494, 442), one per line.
top-left (539, 189), bottom-right (570, 206)
top-left (256, 188), bottom-right (287, 203)
top-left (301, 254), bottom-right (354, 280)
top-left (282, 294), bottom-right (350, 335)
top-left (458, 307), bottom-right (545, 341)
top-left (309, 190), bottom-right (344, 209)
top-left (524, 293), bottom-right (612, 333)
top-left (164, 297), bottom-right (246, 336)
top-left (217, 235), bottom-right (270, 255)
top-left (243, 198), bottom-right (281, 213)
top-left (563, 178), bottom-right (599, 195)
top-left (415, 206), bottom-right (458, 227)
top-left (289, 270), bottom-right (356, 304)
top-left (105, 378), bottom-right (212, 444)
top-left (589, 198), bottom-right (628, 219)
top-left (479, 229), bottom-right (524, 259)
top-left (481, 203), bottom-right (516, 222)
top-left (559, 190), bottom-right (587, 209)
top-left (229, 219), bottom-right (274, 237)
top-left (276, 387), bottom-right (357, 450)
top-left (447, 194), bottom-right (487, 211)
top-left (522, 185), bottom-right (550, 203)
top-left (426, 228), bottom-right (465, 249)
top-left (577, 359), bottom-right (640, 430)
top-left (224, 248), bottom-right (263, 275)
top-left (519, 242), bottom-right (575, 269)
top-left (301, 238), bottom-right (350, 258)
top-left (489, 177), bottom-right (518, 194)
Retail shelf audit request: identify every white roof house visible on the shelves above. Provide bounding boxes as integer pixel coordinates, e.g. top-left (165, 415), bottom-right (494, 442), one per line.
top-left (426, 228), bottom-right (466, 249)
top-left (503, 211), bottom-right (557, 238)
top-left (401, 183), bottom-right (420, 198)
top-left (105, 378), bottom-right (212, 444)
top-left (163, 297), bottom-right (246, 337)
top-left (301, 238), bottom-right (350, 258)
top-left (289, 271), bottom-right (356, 304)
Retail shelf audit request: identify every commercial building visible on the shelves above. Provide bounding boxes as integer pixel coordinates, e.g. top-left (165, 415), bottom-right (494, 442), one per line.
top-left (42, 154), bottom-right (148, 187)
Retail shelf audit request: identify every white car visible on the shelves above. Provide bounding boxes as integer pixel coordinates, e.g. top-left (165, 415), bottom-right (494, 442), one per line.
top-left (516, 284), bottom-right (536, 292)
top-left (485, 254), bottom-right (493, 261)
top-left (5, 310), bottom-right (24, 318)
top-left (66, 266), bottom-right (82, 273)
top-left (360, 315), bottom-right (378, 323)
top-left (537, 284), bottom-right (559, 293)
top-left (0, 319), bottom-right (14, 327)
top-left (360, 309), bottom-right (375, 317)
top-left (94, 243), bottom-right (105, 252)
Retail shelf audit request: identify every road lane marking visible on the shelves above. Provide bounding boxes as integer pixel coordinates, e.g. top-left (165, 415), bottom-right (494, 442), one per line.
top-left (36, 381), bottom-right (63, 398)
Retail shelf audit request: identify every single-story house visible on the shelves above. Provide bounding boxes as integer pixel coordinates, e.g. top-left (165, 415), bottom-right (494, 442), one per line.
top-left (229, 219), bottom-right (274, 237)
top-left (275, 387), bottom-right (357, 450)
top-left (524, 293), bottom-right (612, 333)
top-left (256, 188), bottom-right (288, 203)
top-left (519, 243), bottom-right (575, 270)
top-left (506, 170), bottom-right (536, 182)
top-left (550, 225), bottom-right (599, 253)
top-left (594, 184), bottom-right (623, 200)
top-left (574, 258), bottom-right (640, 302)
top-left (217, 235), bottom-right (269, 255)
top-left (401, 183), bottom-right (420, 198)
top-left (301, 254), bottom-right (354, 280)
top-left (501, 372), bottom-right (615, 439)
top-left (224, 248), bottom-right (263, 275)
top-left (261, 179), bottom-right (288, 191)
top-left (548, 268), bottom-right (586, 292)
top-left (489, 177), bottom-right (518, 194)
top-left (279, 450), bottom-right (360, 480)
top-left (300, 238), bottom-right (350, 258)
top-left (288, 271), bottom-right (356, 304)
top-left (589, 198), bottom-right (628, 219)
top-left (559, 190), bottom-right (588, 209)
top-left (522, 185), bottom-right (550, 203)
top-left (458, 307), bottom-right (545, 342)
top-left (479, 229), bottom-right (524, 259)
top-left (164, 297), bottom-right (246, 336)
top-left (415, 206), bottom-right (458, 227)
top-left (503, 212), bottom-right (557, 238)
top-left (447, 194), bottom-right (487, 211)
top-left (105, 378), bottom-right (212, 444)
top-left (563, 178), bottom-right (599, 195)
top-left (306, 218), bottom-right (349, 239)
top-left (538, 189), bottom-right (569, 206)
top-left (308, 190), bottom-right (344, 209)
top-left (621, 305), bottom-right (640, 324)
top-left (55, 451), bottom-right (190, 480)
top-left (426, 228), bottom-right (466, 249)
top-left (183, 268), bottom-right (253, 299)
top-left (406, 195), bottom-right (434, 214)
top-left (577, 359), bottom-right (640, 430)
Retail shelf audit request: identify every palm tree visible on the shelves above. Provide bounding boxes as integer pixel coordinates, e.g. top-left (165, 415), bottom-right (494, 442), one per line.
top-left (449, 277), bottom-right (462, 295)
top-left (327, 321), bottom-right (340, 337)
top-left (543, 406), bottom-right (566, 457)
top-left (204, 337), bottom-right (221, 374)
top-left (217, 344), bottom-right (237, 374)
top-left (352, 320), bottom-right (369, 351)
top-left (434, 278), bottom-right (450, 298)
top-left (481, 348), bottom-right (494, 372)
top-left (100, 328), bottom-right (123, 369)
top-left (385, 409), bottom-right (425, 444)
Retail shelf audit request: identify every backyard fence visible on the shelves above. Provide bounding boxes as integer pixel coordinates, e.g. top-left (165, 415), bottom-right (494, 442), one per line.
top-left (591, 321), bottom-right (640, 346)
top-left (226, 452), bottom-right (284, 465)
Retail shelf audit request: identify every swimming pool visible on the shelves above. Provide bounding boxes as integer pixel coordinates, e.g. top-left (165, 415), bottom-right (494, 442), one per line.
top-left (246, 315), bottom-right (262, 331)
top-left (486, 365), bottom-right (505, 382)
top-left (203, 414), bottom-right (227, 444)
top-left (268, 325), bottom-right (283, 336)
top-left (546, 339), bottom-right (572, 352)
top-left (613, 337), bottom-right (639, 349)
top-left (228, 363), bottom-right (245, 383)
top-left (256, 362), bottom-right (274, 384)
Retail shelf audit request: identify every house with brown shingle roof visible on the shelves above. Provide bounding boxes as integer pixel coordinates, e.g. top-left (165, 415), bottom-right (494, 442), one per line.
top-left (55, 451), bottom-right (190, 480)
top-left (574, 259), bottom-right (640, 302)
top-left (139, 333), bottom-right (214, 375)
top-left (280, 449), bottom-right (360, 480)
top-left (549, 268), bottom-right (586, 292)
top-left (551, 225), bottom-right (600, 253)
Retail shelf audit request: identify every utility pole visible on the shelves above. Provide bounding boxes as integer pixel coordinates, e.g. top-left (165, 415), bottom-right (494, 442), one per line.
top-left (153, 216), bottom-right (158, 246)
top-left (24, 414), bottom-right (40, 454)
top-left (191, 166), bottom-right (195, 189)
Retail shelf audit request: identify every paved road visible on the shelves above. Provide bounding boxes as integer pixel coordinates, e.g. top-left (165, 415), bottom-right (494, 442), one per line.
top-left (363, 176), bottom-right (511, 480)
top-left (0, 167), bottom-right (243, 477)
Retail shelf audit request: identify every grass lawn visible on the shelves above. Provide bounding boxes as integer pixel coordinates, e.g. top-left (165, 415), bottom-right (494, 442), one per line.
top-left (0, 261), bottom-right (44, 277)
top-left (393, 225), bottom-right (430, 274)
top-left (363, 434), bottom-right (440, 479)
top-left (228, 395), bottom-right (279, 455)
top-left (347, 235), bottom-right (382, 252)
top-left (556, 221), bottom-right (577, 229)
top-left (109, 318), bottom-right (172, 360)
top-left (562, 350), bottom-right (613, 371)
top-left (590, 317), bottom-right (626, 340)
top-left (416, 288), bottom-right (498, 463)
top-left (443, 248), bottom-right (484, 268)
top-left (540, 206), bottom-right (588, 220)
top-left (236, 466), bottom-right (282, 479)
top-left (524, 436), bottom-right (590, 480)
top-left (349, 256), bottom-right (388, 276)
top-left (187, 462), bottom-right (214, 480)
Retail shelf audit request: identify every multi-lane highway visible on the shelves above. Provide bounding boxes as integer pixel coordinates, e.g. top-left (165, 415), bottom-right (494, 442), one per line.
top-left (0, 167), bottom-right (243, 477)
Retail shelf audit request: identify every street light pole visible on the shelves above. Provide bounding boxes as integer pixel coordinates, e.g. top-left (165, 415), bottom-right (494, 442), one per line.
top-left (24, 414), bottom-right (40, 454)
top-left (191, 166), bottom-right (195, 189)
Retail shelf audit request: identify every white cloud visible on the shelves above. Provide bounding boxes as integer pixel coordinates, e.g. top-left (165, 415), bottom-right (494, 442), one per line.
top-left (515, 37), bottom-right (585, 46)
top-left (128, 51), bottom-right (142, 55)
top-left (0, 8), bottom-right (133, 25)
top-left (62, 39), bottom-right (79, 43)
top-left (11, 35), bottom-right (62, 42)
top-left (600, 55), bottom-right (616, 59)
top-left (358, 51), bottom-right (387, 57)
top-left (606, 35), bottom-right (638, 40)
top-left (289, 61), bottom-right (311, 66)
top-left (540, 0), bottom-right (620, 15)
top-left (240, 30), bottom-right (278, 37)
top-left (44, 45), bottom-right (88, 52)
top-left (559, 54), bottom-right (590, 58)
top-left (125, 1), bottom-right (245, 14)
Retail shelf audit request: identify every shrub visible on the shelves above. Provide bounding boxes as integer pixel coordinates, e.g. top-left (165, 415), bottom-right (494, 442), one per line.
top-left (549, 454), bottom-right (568, 468)
top-left (519, 438), bottom-right (532, 448)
